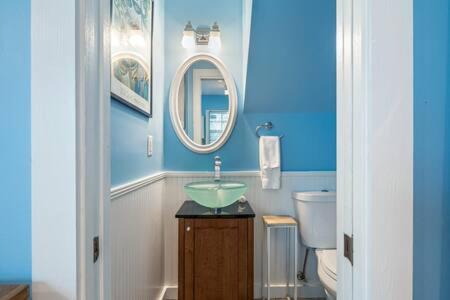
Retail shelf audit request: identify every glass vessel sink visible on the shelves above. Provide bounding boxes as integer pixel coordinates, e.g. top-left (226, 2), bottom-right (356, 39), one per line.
top-left (184, 180), bottom-right (248, 208)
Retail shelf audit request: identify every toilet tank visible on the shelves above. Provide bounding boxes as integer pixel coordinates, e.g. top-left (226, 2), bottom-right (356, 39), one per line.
top-left (292, 191), bottom-right (336, 249)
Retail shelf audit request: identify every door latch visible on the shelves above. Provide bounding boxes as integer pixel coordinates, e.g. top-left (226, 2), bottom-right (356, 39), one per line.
top-left (344, 234), bottom-right (353, 265)
top-left (93, 236), bottom-right (100, 263)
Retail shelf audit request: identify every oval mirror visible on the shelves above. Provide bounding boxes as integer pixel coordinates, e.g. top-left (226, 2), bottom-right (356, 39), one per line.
top-left (169, 54), bottom-right (237, 153)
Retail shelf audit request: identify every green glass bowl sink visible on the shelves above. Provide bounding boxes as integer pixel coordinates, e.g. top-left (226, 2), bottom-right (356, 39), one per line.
top-left (184, 180), bottom-right (248, 208)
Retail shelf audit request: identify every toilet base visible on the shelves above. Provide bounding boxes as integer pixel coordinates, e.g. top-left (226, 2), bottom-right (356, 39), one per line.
top-left (316, 249), bottom-right (337, 300)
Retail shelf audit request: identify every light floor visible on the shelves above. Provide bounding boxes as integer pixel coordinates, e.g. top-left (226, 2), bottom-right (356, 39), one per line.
top-left (258, 298), bottom-right (326, 300)
top-left (164, 298), bottom-right (326, 300)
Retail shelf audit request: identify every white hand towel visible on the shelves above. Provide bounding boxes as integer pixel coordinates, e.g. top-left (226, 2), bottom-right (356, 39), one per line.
top-left (259, 136), bottom-right (281, 189)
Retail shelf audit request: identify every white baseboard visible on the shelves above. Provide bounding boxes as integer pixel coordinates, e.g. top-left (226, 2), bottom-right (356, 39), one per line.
top-left (156, 286), bottom-right (167, 300)
top-left (256, 283), bottom-right (326, 299)
top-left (161, 286), bottom-right (177, 299)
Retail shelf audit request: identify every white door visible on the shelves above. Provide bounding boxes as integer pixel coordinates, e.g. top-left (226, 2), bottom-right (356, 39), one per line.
top-left (337, 0), bottom-right (414, 299)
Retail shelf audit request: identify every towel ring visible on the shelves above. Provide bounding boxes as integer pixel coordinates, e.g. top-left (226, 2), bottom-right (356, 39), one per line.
top-left (255, 122), bottom-right (284, 139)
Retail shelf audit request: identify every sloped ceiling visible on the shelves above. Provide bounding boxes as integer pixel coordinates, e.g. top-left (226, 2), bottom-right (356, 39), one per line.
top-left (244, 0), bottom-right (336, 113)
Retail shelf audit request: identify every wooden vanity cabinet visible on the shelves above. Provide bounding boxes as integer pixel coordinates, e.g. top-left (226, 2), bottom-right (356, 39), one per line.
top-left (176, 202), bottom-right (255, 300)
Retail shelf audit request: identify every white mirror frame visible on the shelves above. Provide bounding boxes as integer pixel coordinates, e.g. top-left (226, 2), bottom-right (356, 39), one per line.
top-left (169, 53), bottom-right (238, 153)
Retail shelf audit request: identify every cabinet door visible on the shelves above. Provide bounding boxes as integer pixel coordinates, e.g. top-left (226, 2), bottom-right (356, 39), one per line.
top-left (179, 218), bottom-right (253, 300)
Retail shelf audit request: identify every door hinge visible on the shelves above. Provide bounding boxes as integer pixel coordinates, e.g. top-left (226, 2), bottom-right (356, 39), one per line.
top-left (93, 236), bottom-right (100, 263)
top-left (344, 234), bottom-right (353, 265)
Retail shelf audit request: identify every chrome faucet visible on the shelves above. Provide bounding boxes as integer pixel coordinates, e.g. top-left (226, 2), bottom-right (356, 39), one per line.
top-left (214, 156), bottom-right (222, 181)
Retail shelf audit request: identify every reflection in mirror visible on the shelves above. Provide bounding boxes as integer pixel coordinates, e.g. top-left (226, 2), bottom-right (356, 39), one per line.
top-left (176, 60), bottom-right (229, 145)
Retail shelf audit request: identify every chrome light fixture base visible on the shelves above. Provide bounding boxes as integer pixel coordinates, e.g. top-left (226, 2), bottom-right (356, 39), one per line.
top-left (181, 21), bottom-right (222, 50)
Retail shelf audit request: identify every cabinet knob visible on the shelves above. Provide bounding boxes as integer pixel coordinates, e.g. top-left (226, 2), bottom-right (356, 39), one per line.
top-left (186, 226), bottom-right (191, 232)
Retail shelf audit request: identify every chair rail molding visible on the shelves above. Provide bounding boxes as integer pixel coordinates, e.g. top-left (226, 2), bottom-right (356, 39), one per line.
top-left (110, 171), bottom-right (337, 196)
top-left (111, 172), bottom-right (167, 200)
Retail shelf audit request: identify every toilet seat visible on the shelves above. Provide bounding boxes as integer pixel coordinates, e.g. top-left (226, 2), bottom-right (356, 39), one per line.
top-left (316, 249), bottom-right (337, 298)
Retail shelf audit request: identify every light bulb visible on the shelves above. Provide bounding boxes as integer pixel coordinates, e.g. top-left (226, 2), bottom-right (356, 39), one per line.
top-left (181, 21), bottom-right (196, 49)
top-left (128, 30), bottom-right (146, 48)
top-left (181, 31), bottom-right (195, 49)
top-left (208, 34), bottom-right (221, 51)
top-left (208, 22), bottom-right (221, 51)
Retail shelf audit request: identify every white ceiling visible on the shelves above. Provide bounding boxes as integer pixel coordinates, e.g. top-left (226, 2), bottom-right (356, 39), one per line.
top-left (201, 79), bottom-right (227, 95)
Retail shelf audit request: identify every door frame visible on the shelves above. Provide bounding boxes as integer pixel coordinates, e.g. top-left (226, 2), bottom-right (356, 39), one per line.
top-left (337, 0), bottom-right (379, 298)
top-left (336, 0), bottom-right (357, 298)
top-left (192, 68), bottom-right (223, 143)
top-left (76, 0), bottom-right (111, 298)
top-left (337, 0), bottom-right (371, 298)
top-left (337, 0), bottom-right (414, 299)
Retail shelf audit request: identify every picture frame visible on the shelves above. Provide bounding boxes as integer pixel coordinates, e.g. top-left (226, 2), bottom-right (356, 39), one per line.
top-left (111, 0), bottom-right (154, 117)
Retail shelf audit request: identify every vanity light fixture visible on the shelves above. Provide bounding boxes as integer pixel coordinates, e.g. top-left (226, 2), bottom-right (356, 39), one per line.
top-left (181, 21), bottom-right (222, 50)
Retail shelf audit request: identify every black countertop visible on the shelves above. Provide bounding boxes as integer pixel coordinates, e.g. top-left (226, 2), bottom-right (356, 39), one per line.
top-left (175, 200), bottom-right (255, 219)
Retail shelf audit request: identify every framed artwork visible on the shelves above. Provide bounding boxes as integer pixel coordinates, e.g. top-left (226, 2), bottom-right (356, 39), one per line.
top-left (111, 0), bottom-right (154, 117)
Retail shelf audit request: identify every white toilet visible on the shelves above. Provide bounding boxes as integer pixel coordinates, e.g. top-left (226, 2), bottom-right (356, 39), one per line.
top-left (292, 191), bottom-right (337, 300)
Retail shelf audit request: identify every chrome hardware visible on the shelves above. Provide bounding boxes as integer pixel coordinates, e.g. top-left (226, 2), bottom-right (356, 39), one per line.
top-left (238, 195), bottom-right (247, 204)
top-left (344, 234), bottom-right (353, 265)
top-left (93, 236), bottom-right (99, 263)
top-left (186, 226), bottom-right (191, 232)
top-left (255, 121), bottom-right (284, 139)
top-left (214, 156), bottom-right (222, 181)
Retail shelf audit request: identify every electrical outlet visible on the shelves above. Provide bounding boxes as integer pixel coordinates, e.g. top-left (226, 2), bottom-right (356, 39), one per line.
top-left (147, 135), bottom-right (153, 157)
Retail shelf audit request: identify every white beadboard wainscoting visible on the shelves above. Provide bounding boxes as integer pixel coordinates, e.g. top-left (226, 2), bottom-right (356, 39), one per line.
top-left (110, 171), bottom-right (336, 299)
top-left (110, 174), bottom-right (166, 300)
top-left (163, 171), bottom-right (335, 299)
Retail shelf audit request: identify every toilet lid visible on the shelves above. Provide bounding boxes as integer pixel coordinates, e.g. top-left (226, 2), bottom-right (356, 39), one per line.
top-left (319, 249), bottom-right (337, 280)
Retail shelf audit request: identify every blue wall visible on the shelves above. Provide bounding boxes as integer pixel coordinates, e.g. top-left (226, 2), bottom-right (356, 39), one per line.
top-left (244, 0), bottom-right (336, 113)
top-left (202, 95), bottom-right (228, 116)
top-left (164, 0), bottom-right (336, 171)
top-left (0, 1), bottom-right (31, 282)
top-left (414, 0), bottom-right (450, 298)
top-left (111, 0), bottom-right (165, 187)
top-left (111, 100), bottom-right (164, 186)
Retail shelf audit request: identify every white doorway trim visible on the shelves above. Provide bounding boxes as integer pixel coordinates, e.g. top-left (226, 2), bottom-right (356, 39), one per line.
top-left (337, 0), bottom-right (414, 299)
top-left (336, 0), bottom-right (357, 298)
top-left (76, 0), bottom-right (111, 299)
top-left (192, 68), bottom-right (222, 143)
top-left (337, 0), bottom-right (372, 298)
